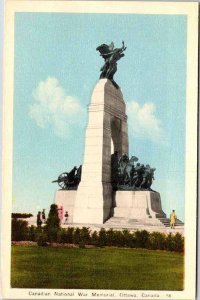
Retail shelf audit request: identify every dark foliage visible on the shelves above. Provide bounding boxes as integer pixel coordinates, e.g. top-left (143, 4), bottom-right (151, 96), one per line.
top-left (149, 232), bottom-right (167, 250)
top-left (91, 231), bottom-right (99, 246)
top-left (65, 227), bottom-right (75, 243)
top-left (165, 233), bottom-right (184, 252)
top-left (12, 213), bottom-right (33, 219)
top-left (27, 225), bottom-right (36, 241)
top-left (46, 204), bottom-right (60, 228)
top-left (11, 221), bottom-right (184, 252)
top-left (98, 228), bottom-right (107, 247)
top-left (36, 229), bottom-right (48, 246)
top-left (73, 227), bottom-right (91, 246)
top-left (57, 228), bottom-right (69, 244)
top-left (173, 233), bottom-right (184, 252)
top-left (45, 204), bottom-right (60, 242)
top-left (57, 227), bottom-right (75, 244)
top-left (80, 227), bottom-right (91, 245)
top-left (73, 228), bottom-right (81, 244)
top-left (105, 229), bottom-right (125, 247)
top-left (11, 219), bottom-right (29, 241)
top-left (122, 229), bottom-right (136, 248)
top-left (134, 230), bottom-right (150, 248)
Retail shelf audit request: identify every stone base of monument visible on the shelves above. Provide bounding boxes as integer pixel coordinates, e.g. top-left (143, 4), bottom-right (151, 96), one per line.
top-left (55, 190), bottom-right (166, 224)
top-left (54, 189), bottom-right (184, 234)
top-left (112, 190), bottom-right (166, 219)
top-left (55, 189), bottom-right (112, 224)
top-left (54, 190), bottom-right (76, 224)
top-left (105, 190), bottom-right (184, 233)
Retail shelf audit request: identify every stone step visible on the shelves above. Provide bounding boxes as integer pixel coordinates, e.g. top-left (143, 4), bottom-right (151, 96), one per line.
top-left (158, 218), bottom-right (184, 227)
top-left (105, 217), bottom-right (165, 228)
top-left (159, 217), bottom-right (183, 222)
top-left (158, 220), bottom-right (182, 224)
top-left (105, 217), bottom-right (184, 230)
top-left (104, 223), bottom-right (165, 229)
top-left (107, 217), bottom-right (161, 222)
top-left (107, 218), bottom-right (139, 224)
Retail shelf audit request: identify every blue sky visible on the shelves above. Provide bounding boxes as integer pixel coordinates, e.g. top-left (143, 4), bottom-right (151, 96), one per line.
top-left (12, 12), bottom-right (187, 220)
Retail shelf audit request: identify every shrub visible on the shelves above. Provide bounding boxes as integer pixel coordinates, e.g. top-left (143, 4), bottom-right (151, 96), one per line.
top-left (11, 219), bottom-right (29, 241)
top-left (165, 233), bottom-right (177, 251)
top-left (27, 225), bottom-right (36, 241)
top-left (80, 227), bottom-right (91, 245)
top-left (113, 230), bottom-right (125, 247)
top-left (35, 227), bottom-right (42, 240)
top-left (57, 228), bottom-right (68, 244)
top-left (12, 213), bottom-right (33, 219)
top-left (37, 231), bottom-right (48, 246)
top-left (73, 228), bottom-right (82, 244)
top-left (149, 232), bottom-right (166, 250)
top-left (172, 233), bottom-right (184, 252)
top-left (46, 227), bottom-right (60, 243)
top-left (134, 230), bottom-right (150, 248)
top-left (71, 227), bottom-right (91, 247)
top-left (122, 230), bottom-right (135, 248)
top-left (56, 227), bottom-right (75, 244)
top-left (91, 231), bottom-right (99, 246)
top-left (105, 229), bottom-right (115, 246)
top-left (98, 228), bottom-right (107, 247)
top-left (104, 229), bottom-right (124, 247)
top-left (65, 227), bottom-right (74, 243)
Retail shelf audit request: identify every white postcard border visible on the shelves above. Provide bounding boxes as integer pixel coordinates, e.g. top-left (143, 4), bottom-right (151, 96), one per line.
top-left (1, 1), bottom-right (199, 299)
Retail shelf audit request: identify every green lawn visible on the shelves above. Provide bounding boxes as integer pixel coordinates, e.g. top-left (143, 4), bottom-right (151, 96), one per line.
top-left (11, 246), bottom-right (184, 290)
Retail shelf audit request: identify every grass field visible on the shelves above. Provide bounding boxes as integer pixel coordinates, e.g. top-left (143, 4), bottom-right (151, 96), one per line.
top-left (11, 246), bottom-right (184, 290)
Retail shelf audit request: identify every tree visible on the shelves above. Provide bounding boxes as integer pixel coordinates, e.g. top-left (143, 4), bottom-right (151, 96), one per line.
top-left (45, 204), bottom-right (60, 242)
top-left (11, 219), bottom-right (29, 241)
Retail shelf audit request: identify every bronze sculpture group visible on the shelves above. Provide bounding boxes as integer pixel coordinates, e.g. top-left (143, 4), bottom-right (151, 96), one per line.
top-left (53, 153), bottom-right (155, 191)
top-left (111, 151), bottom-right (156, 191)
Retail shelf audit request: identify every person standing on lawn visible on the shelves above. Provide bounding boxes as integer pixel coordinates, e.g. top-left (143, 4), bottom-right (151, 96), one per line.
top-left (37, 211), bottom-right (42, 227)
top-left (42, 209), bottom-right (46, 224)
top-left (170, 210), bottom-right (177, 229)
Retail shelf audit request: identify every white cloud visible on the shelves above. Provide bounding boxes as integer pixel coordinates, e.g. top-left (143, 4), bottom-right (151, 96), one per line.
top-left (29, 77), bottom-right (85, 138)
top-left (127, 101), bottom-right (165, 143)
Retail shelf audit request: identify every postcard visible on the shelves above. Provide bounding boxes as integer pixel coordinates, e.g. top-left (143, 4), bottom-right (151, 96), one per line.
top-left (1, 1), bottom-right (199, 300)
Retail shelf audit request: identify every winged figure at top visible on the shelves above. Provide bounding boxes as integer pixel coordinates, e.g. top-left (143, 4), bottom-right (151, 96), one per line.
top-left (96, 41), bottom-right (126, 88)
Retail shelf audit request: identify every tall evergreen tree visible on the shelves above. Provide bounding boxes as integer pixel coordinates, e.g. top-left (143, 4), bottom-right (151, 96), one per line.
top-left (46, 204), bottom-right (60, 242)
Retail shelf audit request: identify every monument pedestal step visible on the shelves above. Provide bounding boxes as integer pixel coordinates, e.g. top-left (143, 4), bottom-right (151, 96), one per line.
top-left (105, 216), bottom-right (184, 229)
top-left (54, 190), bottom-right (184, 233)
top-left (105, 217), bottom-right (165, 228)
top-left (158, 218), bottom-right (184, 227)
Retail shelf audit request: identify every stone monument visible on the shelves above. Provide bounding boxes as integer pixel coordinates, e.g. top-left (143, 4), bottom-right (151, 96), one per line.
top-left (53, 41), bottom-right (174, 229)
top-left (73, 79), bottom-right (128, 223)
